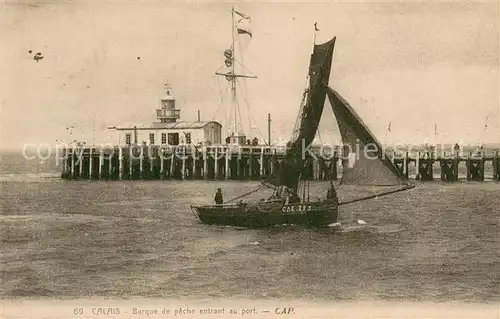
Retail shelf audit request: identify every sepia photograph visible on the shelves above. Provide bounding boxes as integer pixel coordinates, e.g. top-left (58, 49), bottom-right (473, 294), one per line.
top-left (1, 1), bottom-right (499, 318)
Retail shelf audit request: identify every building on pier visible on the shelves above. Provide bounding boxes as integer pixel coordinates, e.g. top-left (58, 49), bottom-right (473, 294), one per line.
top-left (109, 85), bottom-right (222, 146)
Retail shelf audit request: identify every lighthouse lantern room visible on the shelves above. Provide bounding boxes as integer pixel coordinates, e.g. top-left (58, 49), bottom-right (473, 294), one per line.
top-left (156, 84), bottom-right (181, 123)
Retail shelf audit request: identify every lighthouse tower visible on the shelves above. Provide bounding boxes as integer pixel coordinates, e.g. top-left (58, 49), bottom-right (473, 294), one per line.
top-left (156, 84), bottom-right (180, 123)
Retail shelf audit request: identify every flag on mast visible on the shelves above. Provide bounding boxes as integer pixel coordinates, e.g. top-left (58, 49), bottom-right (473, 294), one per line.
top-left (237, 27), bottom-right (252, 38)
top-left (234, 10), bottom-right (251, 20)
top-left (235, 9), bottom-right (252, 38)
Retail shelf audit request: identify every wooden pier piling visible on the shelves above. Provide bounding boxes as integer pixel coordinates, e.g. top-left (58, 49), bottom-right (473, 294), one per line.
top-left (118, 147), bottom-right (123, 180)
top-left (236, 154), bottom-right (241, 179)
top-left (213, 147), bottom-right (219, 180)
top-left (224, 148), bottom-right (230, 180)
top-left (393, 152), bottom-right (408, 178)
top-left (203, 147), bottom-right (208, 179)
top-left (78, 147), bottom-right (83, 179)
top-left (439, 151), bottom-right (459, 182)
top-left (494, 151), bottom-right (500, 181)
top-left (466, 151), bottom-right (485, 181)
top-left (401, 152), bottom-right (407, 178)
top-left (416, 152), bottom-right (434, 181)
top-left (89, 148), bottom-right (93, 179)
top-left (60, 148), bottom-right (67, 178)
top-left (170, 147), bottom-right (175, 179)
top-left (70, 146), bottom-right (75, 179)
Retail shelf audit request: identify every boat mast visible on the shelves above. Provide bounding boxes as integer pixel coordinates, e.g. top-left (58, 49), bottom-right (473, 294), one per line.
top-left (214, 8), bottom-right (257, 142)
top-left (301, 23), bottom-right (321, 201)
top-left (231, 7), bottom-right (237, 134)
top-left (291, 23), bottom-right (318, 142)
top-left (298, 22), bottom-right (320, 129)
top-left (312, 22), bottom-right (317, 48)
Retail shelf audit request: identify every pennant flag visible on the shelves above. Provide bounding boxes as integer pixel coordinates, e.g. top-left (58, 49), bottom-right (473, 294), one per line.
top-left (237, 27), bottom-right (252, 38)
top-left (387, 122), bottom-right (392, 132)
top-left (234, 10), bottom-right (251, 20)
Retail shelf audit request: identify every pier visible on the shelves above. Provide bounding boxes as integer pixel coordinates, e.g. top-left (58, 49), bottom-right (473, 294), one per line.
top-left (60, 145), bottom-right (500, 182)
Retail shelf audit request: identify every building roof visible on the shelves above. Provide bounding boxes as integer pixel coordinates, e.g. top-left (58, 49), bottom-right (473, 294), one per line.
top-left (113, 121), bottom-right (221, 130)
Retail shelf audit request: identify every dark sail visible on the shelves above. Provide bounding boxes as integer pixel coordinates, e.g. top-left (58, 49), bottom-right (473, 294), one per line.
top-left (278, 37), bottom-right (336, 191)
top-left (326, 87), bottom-right (409, 187)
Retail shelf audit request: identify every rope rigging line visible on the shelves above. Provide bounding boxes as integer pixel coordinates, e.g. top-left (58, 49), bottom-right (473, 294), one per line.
top-left (226, 184), bottom-right (265, 203)
top-left (215, 64), bottom-right (227, 74)
top-left (293, 91), bottom-right (307, 136)
top-left (233, 58), bottom-right (257, 78)
top-left (238, 101), bottom-right (244, 135)
top-left (234, 91), bottom-right (243, 134)
top-left (291, 75), bottom-right (311, 142)
top-left (234, 77), bottom-right (248, 135)
top-left (236, 77), bottom-right (265, 141)
top-left (235, 40), bottom-right (247, 77)
top-left (243, 85), bottom-right (254, 139)
top-left (210, 76), bottom-right (231, 125)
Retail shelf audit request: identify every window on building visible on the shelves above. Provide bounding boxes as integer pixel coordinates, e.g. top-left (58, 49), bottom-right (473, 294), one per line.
top-left (125, 133), bottom-right (131, 145)
top-left (185, 132), bottom-right (191, 144)
top-left (161, 133), bottom-right (167, 145)
top-left (149, 133), bottom-right (155, 145)
top-left (168, 133), bottom-right (179, 146)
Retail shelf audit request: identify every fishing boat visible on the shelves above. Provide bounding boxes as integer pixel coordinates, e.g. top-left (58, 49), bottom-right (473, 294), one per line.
top-left (190, 9), bottom-right (414, 228)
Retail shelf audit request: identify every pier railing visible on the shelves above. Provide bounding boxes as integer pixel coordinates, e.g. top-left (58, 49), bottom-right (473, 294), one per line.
top-left (59, 145), bottom-right (500, 182)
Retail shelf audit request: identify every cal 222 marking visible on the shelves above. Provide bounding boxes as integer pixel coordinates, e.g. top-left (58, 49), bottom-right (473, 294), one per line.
top-left (281, 205), bottom-right (312, 213)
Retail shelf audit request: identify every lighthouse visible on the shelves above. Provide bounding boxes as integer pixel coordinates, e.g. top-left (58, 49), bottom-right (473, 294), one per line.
top-left (110, 83), bottom-right (222, 146)
top-left (156, 84), bottom-right (181, 123)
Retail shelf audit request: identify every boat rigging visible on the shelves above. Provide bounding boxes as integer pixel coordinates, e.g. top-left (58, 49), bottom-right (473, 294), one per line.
top-left (214, 8), bottom-right (259, 145)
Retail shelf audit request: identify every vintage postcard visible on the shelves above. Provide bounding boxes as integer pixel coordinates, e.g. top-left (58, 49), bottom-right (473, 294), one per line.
top-left (1, 1), bottom-right (499, 318)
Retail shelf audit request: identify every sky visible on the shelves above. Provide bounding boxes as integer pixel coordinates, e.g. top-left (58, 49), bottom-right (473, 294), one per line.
top-left (1, 0), bottom-right (499, 150)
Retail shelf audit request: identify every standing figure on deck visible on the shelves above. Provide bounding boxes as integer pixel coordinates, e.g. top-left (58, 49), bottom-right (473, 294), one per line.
top-left (214, 188), bottom-right (223, 205)
top-left (326, 182), bottom-right (338, 203)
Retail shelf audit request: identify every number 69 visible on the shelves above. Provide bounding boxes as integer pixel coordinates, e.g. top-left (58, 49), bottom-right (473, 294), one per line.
top-left (73, 308), bottom-right (84, 315)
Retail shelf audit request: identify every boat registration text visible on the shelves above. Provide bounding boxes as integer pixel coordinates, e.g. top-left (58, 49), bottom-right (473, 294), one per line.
top-left (281, 205), bottom-right (312, 213)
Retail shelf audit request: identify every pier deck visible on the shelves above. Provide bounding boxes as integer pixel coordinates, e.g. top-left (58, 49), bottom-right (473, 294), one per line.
top-left (60, 145), bottom-right (500, 182)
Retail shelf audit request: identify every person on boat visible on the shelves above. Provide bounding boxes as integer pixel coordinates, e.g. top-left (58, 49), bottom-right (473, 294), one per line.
top-left (282, 186), bottom-right (300, 204)
top-left (326, 187), bottom-right (336, 199)
top-left (289, 190), bottom-right (301, 203)
top-left (214, 188), bottom-right (223, 205)
top-left (326, 182), bottom-right (338, 203)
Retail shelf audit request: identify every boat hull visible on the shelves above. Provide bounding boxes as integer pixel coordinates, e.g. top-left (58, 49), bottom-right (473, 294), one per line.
top-left (190, 200), bottom-right (338, 228)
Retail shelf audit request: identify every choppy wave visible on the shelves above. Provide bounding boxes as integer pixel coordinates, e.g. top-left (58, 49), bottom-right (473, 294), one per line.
top-left (338, 223), bottom-right (406, 234)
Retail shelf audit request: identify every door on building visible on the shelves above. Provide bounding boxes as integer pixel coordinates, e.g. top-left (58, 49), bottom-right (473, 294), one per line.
top-left (168, 133), bottom-right (179, 145)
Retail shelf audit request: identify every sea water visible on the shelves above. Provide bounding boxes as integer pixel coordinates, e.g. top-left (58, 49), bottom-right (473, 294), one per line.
top-left (1, 152), bottom-right (499, 301)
